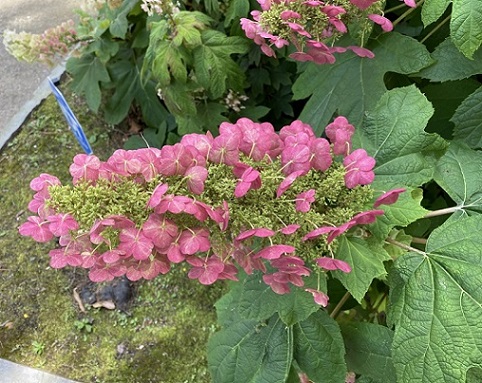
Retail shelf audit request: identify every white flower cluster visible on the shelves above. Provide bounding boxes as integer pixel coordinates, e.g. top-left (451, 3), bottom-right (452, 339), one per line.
top-left (224, 90), bottom-right (249, 113)
top-left (141, 0), bottom-right (180, 16)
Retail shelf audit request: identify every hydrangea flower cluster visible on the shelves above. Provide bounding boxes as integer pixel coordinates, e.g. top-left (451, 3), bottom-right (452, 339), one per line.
top-left (240, 0), bottom-right (400, 64)
top-left (19, 117), bottom-right (404, 306)
top-left (3, 20), bottom-right (77, 67)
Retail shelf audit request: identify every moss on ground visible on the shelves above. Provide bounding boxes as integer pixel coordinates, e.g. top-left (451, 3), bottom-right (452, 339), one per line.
top-left (0, 80), bottom-right (224, 382)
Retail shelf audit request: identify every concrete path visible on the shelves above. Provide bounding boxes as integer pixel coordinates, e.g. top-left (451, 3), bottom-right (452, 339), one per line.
top-left (1, 1), bottom-right (84, 381)
top-left (0, 0), bottom-right (84, 149)
top-left (0, 358), bottom-right (80, 383)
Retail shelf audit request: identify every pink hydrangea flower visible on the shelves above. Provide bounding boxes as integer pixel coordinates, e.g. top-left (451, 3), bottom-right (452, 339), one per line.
top-left (316, 257), bottom-right (352, 273)
top-left (295, 189), bottom-right (316, 212)
top-left (178, 228), bottom-right (211, 255)
top-left (185, 166), bottom-right (208, 195)
top-left (187, 256), bottom-right (226, 285)
top-left (374, 188), bottom-right (406, 207)
top-left (368, 14), bottom-right (394, 32)
top-left (305, 288), bottom-right (329, 306)
top-left (118, 227), bottom-right (154, 260)
top-left (69, 154), bottom-right (101, 183)
top-left (276, 170), bottom-right (305, 197)
top-left (325, 116), bottom-right (355, 156)
top-left (349, 0), bottom-right (378, 9)
top-left (19, 216), bottom-right (54, 242)
top-left (47, 213), bottom-right (79, 236)
top-left (343, 149), bottom-right (376, 188)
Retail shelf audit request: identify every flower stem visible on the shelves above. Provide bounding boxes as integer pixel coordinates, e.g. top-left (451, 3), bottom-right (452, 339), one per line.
top-left (392, 0), bottom-right (425, 28)
top-left (330, 291), bottom-right (351, 319)
top-left (420, 15), bottom-right (451, 44)
top-left (385, 237), bottom-right (426, 256)
top-left (424, 206), bottom-right (461, 218)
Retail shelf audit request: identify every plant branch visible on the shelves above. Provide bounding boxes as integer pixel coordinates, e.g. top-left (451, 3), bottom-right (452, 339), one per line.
top-left (424, 206), bottom-right (461, 218)
top-left (420, 15), bottom-right (451, 44)
top-left (385, 237), bottom-right (426, 255)
top-left (330, 291), bottom-right (351, 319)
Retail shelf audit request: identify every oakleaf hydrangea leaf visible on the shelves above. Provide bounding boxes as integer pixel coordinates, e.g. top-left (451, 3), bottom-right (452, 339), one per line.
top-left (421, 0), bottom-right (451, 26)
top-left (292, 33), bottom-right (433, 133)
top-left (370, 188), bottom-right (428, 240)
top-left (207, 315), bottom-right (292, 383)
top-left (434, 141), bottom-right (482, 214)
top-left (418, 38), bottom-right (482, 82)
top-left (332, 237), bottom-right (391, 303)
top-left (341, 322), bottom-right (396, 383)
top-left (388, 215), bottom-right (482, 383)
top-left (452, 86), bottom-right (482, 148)
top-left (450, 0), bottom-right (482, 59)
top-left (293, 310), bottom-right (346, 383)
top-left (421, 0), bottom-right (482, 58)
top-left (357, 85), bottom-right (447, 189)
top-left (66, 54), bottom-right (111, 113)
top-left (193, 30), bottom-right (249, 99)
top-left (215, 271), bottom-right (320, 326)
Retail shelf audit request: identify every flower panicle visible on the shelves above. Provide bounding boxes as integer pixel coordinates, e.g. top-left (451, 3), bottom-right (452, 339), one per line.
top-left (240, 0), bottom-right (396, 65)
top-left (19, 116), bottom-right (404, 306)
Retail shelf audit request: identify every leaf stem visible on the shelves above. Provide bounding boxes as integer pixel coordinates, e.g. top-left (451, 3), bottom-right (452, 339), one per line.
top-left (384, 3), bottom-right (408, 13)
top-left (392, 0), bottom-right (425, 27)
top-left (411, 236), bottom-right (427, 245)
top-left (420, 15), bottom-right (451, 44)
top-left (424, 206), bottom-right (461, 218)
top-left (385, 237), bottom-right (426, 255)
top-left (330, 291), bottom-right (351, 319)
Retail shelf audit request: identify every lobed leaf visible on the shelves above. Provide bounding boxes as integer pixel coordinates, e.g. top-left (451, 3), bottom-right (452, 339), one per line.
top-left (357, 85), bottom-right (447, 190)
top-left (433, 141), bottom-right (482, 214)
top-left (341, 322), bottom-right (396, 383)
top-left (450, 0), bottom-right (482, 59)
top-left (214, 271), bottom-right (320, 327)
top-left (418, 38), bottom-right (482, 82)
top-left (388, 215), bottom-right (482, 382)
top-left (421, 0), bottom-right (451, 26)
top-left (370, 188), bottom-right (428, 240)
top-left (451, 86), bottom-right (482, 149)
top-left (207, 315), bottom-right (292, 383)
top-left (332, 237), bottom-right (390, 303)
top-left (292, 33), bottom-right (433, 133)
top-left (66, 54), bottom-right (111, 113)
top-left (293, 310), bottom-right (346, 383)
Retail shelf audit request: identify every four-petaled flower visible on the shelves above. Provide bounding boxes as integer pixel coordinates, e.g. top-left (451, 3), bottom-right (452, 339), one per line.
top-left (343, 149), bottom-right (376, 188)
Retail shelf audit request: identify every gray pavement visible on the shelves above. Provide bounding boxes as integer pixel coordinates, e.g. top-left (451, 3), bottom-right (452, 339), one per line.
top-left (1, 1), bottom-right (85, 381)
top-left (0, 358), bottom-right (80, 383)
top-left (0, 0), bottom-right (83, 149)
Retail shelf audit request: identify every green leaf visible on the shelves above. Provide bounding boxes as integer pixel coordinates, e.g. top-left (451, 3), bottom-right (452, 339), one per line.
top-left (292, 33), bottom-right (433, 133)
top-left (135, 80), bottom-right (169, 130)
top-left (161, 82), bottom-right (197, 116)
top-left (214, 271), bottom-right (320, 327)
top-left (433, 141), bottom-right (482, 214)
top-left (341, 322), bottom-right (396, 383)
top-left (418, 38), bottom-right (482, 82)
top-left (224, 0), bottom-right (250, 27)
top-left (388, 215), bottom-right (482, 383)
top-left (104, 59), bottom-right (139, 124)
top-left (333, 237), bottom-right (390, 303)
top-left (208, 315), bottom-right (292, 383)
top-left (450, 0), bottom-right (482, 58)
top-left (66, 54), bottom-right (111, 112)
top-left (421, 0), bottom-right (451, 26)
top-left (421, 80), bottom-right (480, 138)
top-left (293, 310), bottom-right (346, 383)
top-left (193, 30), bottom-right (249, 98)
top-left (108, 0), bottom-right (138, 39)
top-left (357, 85), bottom-right (447, 190)
top-left (370, 188), bottom-right (428, 240)
top-left (452, 86), bottom-right (482, 148)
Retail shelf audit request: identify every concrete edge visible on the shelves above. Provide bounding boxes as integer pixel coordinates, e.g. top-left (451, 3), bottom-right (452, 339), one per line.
top-left (0, 358), bottom-right (81, 383)
top-left (0, 63), bottom-right (65, 151)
